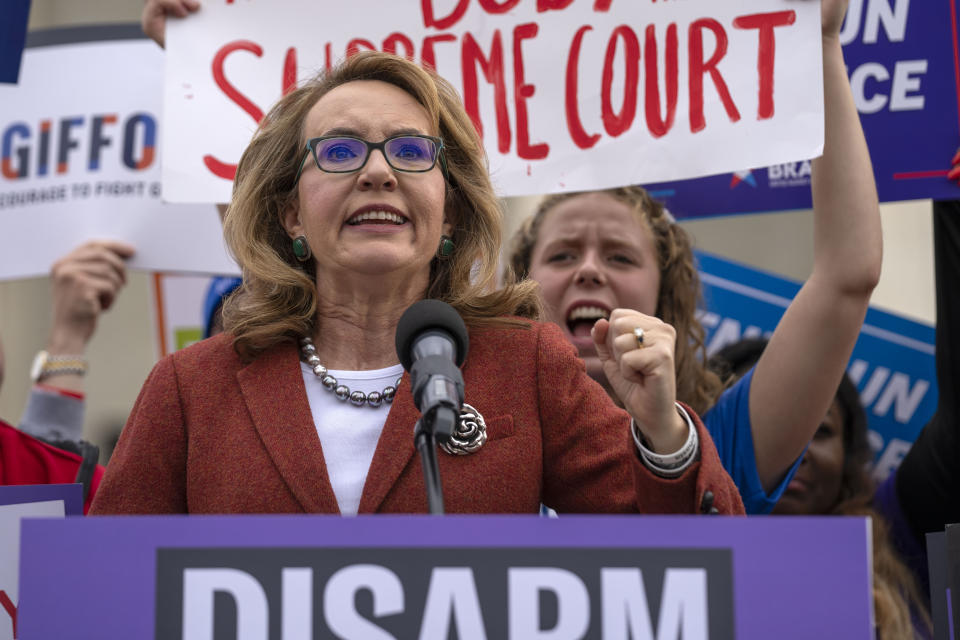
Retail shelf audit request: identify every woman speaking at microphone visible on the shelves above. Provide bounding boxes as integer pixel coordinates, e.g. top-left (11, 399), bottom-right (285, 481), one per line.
top-left (91, 52), bottom-right (741, 516)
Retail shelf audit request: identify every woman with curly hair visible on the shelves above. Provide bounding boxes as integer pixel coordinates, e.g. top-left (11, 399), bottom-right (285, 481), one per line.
top-left (507, 0), bottom-right (882, 514)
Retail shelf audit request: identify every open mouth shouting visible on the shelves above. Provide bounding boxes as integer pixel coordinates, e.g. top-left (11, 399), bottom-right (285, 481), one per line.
top-left (564, 302), bottom-right (611, 347)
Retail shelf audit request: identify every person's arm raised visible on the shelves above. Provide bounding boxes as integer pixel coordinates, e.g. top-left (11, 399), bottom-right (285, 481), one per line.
top-left (749, 0), bottom-right (882, 492)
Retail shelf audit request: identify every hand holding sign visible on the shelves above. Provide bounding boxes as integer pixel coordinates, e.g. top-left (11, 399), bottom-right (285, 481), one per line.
top-left (48, 240), bottom-right (134, 350)
top-left (142, 0), bottom-right (200, 48)
top-left (35, 241), bottom-right (136, 397)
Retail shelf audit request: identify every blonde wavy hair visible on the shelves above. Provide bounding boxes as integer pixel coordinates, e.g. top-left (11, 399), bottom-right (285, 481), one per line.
top-left (505, 186), bottom-right (722, 415)
top-left (222, 51), bottom-right (541, 360)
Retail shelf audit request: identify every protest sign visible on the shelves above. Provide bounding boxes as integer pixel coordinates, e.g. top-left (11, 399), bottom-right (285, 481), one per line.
top-left (0, 26), bottom-right (237, 280)
top-left (648, 0), bottom-right (960, 218)
top-left (163, 0), bottom-right (823, 203)
top-left (697, 250), bottom-right (937, 481)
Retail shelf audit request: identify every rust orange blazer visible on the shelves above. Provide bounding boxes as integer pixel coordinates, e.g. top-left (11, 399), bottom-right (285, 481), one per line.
top-left (91, 320), bottom-right (743, 515)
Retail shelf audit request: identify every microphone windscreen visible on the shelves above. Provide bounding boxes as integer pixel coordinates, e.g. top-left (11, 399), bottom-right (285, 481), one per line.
top-left (395, 299), bottom-right (469, 370)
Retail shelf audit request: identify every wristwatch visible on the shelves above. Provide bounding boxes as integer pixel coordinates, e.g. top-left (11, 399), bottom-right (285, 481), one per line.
top-left (30, 350), bottom-right (88, 383)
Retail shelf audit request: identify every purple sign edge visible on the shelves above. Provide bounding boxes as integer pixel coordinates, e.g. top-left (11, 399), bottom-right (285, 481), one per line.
top-left (0, 483), bottom-right (82, 515)
top-left (19, 514), bottom-right (872, 639)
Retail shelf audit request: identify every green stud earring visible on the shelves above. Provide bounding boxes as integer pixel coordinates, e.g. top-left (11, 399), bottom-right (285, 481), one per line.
top-left (292, 235), bottom-right (311, 262)
top-left (437, 235), bottom-right (455, 258)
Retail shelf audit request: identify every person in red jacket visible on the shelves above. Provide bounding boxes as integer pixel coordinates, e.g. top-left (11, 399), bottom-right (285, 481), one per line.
top-left (0, 417), bottom-right (103, 515)
top-left (0, 333), bottom-right (102, 513)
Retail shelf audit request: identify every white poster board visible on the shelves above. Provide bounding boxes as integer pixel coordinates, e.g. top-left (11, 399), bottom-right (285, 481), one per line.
top-left (0, 30), bottom-right (238, 280)
top-left (163, 0), bottom-right (824, 203)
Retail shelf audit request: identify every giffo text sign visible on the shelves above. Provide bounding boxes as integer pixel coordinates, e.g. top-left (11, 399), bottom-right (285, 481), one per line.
top-left (0, 27), bottom-right (237, 279)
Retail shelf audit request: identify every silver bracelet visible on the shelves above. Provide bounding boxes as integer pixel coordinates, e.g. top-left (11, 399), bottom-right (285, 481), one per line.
top-left (632, 403), bottom-right (700, 478)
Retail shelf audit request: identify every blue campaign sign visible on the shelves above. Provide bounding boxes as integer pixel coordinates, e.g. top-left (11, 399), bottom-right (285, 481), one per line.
top-left (0, 0), bottom-right (31, 84)
top-left (696, 250), bottom-right (938, 482)
top-left (648, 0), bottom-right (960, 219)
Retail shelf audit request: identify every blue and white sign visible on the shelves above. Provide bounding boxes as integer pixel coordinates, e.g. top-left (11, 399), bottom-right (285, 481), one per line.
top-left (697, 250), bottom-right (937, 481)
top-left (651, 0), bottom-right (960, 218)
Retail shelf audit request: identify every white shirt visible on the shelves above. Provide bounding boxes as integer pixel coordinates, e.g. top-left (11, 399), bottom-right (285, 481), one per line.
top-left (299, 361), bottom-right (404, 516)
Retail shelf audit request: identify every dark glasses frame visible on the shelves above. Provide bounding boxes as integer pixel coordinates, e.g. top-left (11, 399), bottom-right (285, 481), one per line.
top-left (293, 134), bottom-right (447, 184)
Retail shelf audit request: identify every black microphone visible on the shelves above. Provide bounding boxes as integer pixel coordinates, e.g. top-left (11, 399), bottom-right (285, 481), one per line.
top-left (395, 299), bottom-right (469, 443)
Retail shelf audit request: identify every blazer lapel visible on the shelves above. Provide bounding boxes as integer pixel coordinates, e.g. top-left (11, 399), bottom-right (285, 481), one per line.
top-left (357, 374), bottom-right (418, 513)
top-left (236, 343), bottom-right (340, 513)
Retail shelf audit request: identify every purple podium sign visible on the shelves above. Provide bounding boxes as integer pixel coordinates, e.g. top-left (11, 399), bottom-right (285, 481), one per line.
top-left (18, 515), bottom-right (872, 639)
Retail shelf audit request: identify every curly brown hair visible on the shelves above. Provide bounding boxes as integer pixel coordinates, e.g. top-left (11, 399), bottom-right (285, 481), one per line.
top-left (505, 186), bottom-right (722, 415)
top-left (222, 51), bottom-right (541, 360)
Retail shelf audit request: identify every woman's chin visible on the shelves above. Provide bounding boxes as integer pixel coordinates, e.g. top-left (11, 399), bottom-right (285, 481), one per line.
top-left (336, 247), bottom-right (427, 278)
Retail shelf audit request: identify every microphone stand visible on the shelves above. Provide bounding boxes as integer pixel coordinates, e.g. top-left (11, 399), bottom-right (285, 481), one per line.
top-left (414, 405), bottom-right (457, 515)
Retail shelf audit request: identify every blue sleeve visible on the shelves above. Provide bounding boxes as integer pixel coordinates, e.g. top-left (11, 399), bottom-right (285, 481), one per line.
top-left (703, 367), bottom-right (802, 514)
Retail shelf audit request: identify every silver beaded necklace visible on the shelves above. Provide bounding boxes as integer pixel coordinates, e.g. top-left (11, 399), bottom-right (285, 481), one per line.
top-left (299, 336), bottom-right (490, 455)
top-left (299, 337), bottom-right (401, 409)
